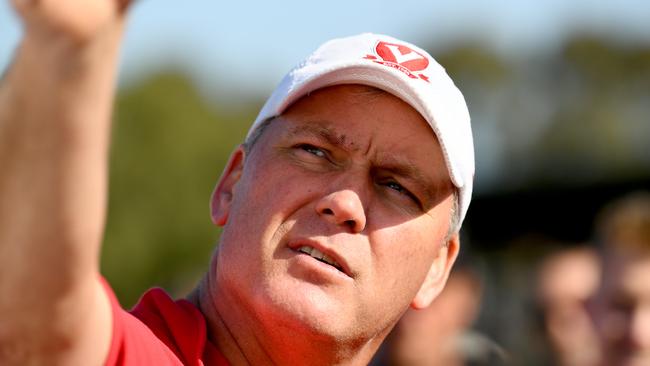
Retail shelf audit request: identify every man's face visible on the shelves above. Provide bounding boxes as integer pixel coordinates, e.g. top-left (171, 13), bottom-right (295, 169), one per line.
top-left (593, 254), bottom-right (650, 366)
top-left (210, 85), bottom-right (458, 346)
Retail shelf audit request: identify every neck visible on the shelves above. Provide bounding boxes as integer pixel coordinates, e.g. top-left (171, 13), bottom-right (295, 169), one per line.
top-left (188, 275), bottom-right (384, 366)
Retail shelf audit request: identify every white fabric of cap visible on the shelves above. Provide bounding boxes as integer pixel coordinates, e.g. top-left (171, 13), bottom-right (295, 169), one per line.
top-left (248, 33), bottom-right (475, 227)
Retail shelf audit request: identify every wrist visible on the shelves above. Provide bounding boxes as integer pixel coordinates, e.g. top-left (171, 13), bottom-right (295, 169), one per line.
top-left (23, 18), bottom-right (124, 59)
top-left (17, 22), bottom-right (125, 84)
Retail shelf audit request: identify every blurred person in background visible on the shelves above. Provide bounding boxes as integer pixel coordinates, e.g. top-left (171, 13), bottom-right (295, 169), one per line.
top-left (371, 257), bottom-right (508, 366)
top-left (589, 192), bottom-right (650, 366)
top-left (536, 246), bottom-right (601, 366)
top-left (0, 1), bottom-right (475, 365)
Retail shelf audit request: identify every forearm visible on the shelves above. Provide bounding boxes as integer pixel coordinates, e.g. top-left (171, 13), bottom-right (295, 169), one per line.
top-left (0, 23), bottom-right (124, 359)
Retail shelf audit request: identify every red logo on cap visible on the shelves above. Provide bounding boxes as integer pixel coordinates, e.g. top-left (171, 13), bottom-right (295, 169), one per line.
top-left (364, 41), bottom-right (430, 82)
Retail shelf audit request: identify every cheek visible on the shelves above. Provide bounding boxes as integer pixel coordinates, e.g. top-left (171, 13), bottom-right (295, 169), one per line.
top-left (223, 155), bottom-right (320, 251)
top-left (370, 223), bottom-right (442, 293)
top-left (372, 206), bottom-right (447, 264)
top-left (241, 151), bottom-right (311, 201)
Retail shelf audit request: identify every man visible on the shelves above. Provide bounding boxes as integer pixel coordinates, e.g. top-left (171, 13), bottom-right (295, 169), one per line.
top-left (536, 246), bottom-right (601, 366)
top-left (589, 192), bottom-right (650, 366)
top-left (0, 1), bottom-right (474, 365)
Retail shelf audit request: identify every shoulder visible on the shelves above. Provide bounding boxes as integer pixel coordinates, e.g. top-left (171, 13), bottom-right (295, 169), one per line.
top-left (103, 282), bottom-right (207, 366)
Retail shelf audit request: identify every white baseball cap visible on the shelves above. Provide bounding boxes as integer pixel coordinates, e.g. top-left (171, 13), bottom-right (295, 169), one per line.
top-left (248, 33), bottom-right (474, 227)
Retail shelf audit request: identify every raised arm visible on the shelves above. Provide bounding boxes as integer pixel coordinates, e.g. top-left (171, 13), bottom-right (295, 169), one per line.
top-left (0, 1), bottom-right (131, 364)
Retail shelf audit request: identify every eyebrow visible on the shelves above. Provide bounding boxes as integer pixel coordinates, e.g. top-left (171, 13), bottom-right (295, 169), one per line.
top-left (286, 122), bottom-right (353, 151)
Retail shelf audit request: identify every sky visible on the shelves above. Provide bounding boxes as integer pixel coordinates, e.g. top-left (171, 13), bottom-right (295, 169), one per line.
top-left (1, 0), bottom-right (649, 98)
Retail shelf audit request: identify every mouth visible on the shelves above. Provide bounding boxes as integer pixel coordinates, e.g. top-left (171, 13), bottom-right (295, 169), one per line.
top-left (296, 245), bottom-right (344, 272)
top-left (288, 240), bottom-right (352, 278)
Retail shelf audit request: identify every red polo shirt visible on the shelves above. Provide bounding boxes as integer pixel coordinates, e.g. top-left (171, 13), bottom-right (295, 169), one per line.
top-left (102, 279), bottom-right (229, 366)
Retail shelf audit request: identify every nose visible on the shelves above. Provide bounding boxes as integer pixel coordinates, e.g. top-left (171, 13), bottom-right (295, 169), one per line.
top-left (315, 189), bottom-right (366, 233)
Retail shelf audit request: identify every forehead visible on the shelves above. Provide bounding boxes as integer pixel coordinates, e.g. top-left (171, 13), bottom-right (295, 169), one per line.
top-left (603, 254), bottom-right (650, 300)
top-left (277, 86), bottom-right (441, 156)
top-left (281, 84), bottom-right (423, 128)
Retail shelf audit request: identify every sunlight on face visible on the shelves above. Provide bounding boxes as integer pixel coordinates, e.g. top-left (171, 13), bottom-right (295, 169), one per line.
top-left (209, 85), bottom-right (458, 357)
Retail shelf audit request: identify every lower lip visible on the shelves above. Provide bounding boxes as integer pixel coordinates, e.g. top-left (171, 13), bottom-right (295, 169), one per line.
top-left (289, 251), bottom-right (351, 282)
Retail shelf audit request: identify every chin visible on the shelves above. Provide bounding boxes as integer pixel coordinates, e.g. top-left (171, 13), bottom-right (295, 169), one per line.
top-left (258, 277), bottom-right (370, 343)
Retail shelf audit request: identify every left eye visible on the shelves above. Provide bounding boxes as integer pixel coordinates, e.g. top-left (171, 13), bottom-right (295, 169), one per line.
top-left (385, 181), bottom-right (406, 193)
top-left (299, 144), bottom-right (326, 158)
top-left (382, 180), bottom-right (419, 204)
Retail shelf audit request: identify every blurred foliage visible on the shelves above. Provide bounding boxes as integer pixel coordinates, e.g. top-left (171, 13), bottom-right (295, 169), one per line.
top-left (433, 36), bottom-right (650, 192)
top-left (537, 37), bottom-right (650, 182)
top-left (102, 72), bottom-right (258, 306)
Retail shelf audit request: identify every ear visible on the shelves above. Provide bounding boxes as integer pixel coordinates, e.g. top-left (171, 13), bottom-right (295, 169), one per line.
top-left (210, 146), bottom-right (246, 226)
top-left (410, 232), bottom-right (460, 309)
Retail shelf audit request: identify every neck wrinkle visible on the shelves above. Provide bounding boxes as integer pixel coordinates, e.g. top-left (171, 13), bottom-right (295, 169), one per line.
top-left (195, 275), bottom-right (250, 366)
